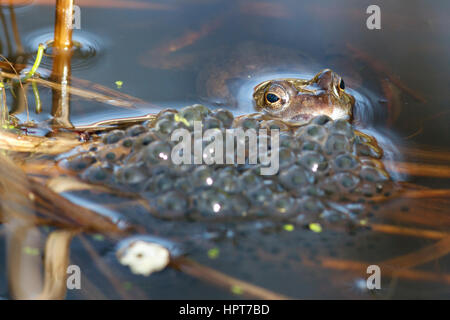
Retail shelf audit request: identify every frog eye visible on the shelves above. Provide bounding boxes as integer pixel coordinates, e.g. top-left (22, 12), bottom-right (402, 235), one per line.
top-left (339, 79), bottom-right (345, 90)
top-left (265, 93), bottom-right (280, 104)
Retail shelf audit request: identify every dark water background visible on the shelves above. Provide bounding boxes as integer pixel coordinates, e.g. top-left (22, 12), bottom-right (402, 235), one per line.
top-left (0, 0), bottom-right (449, 299)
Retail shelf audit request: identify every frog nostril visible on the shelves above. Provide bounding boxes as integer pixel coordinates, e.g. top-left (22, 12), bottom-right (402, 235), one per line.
top-left (266, 93), bottom-right (280, 103)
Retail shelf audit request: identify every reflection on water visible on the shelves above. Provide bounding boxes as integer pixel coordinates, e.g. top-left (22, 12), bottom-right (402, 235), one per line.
top-left (0, 0), bottom-right (449, 299)
top-left (23, 28), bottom-right (104, 71)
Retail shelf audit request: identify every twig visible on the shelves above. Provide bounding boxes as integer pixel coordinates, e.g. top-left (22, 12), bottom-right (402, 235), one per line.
top-left (171, 257), bottom-right (291, 300)
top-left (387, 161), bottom-right (450, 178)
top-left (371, 224), bottom-right (449, 240)
top-left (381, 236), bottom-right (450, 270)
top-left (320, 258), bottom-right (450, 284)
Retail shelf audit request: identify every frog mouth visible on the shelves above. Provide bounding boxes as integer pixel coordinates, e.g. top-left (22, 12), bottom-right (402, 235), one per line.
top-left (289, 113), bottom-right (313, 122)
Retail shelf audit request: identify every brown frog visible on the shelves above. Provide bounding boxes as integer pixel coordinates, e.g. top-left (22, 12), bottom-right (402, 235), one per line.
top-left (253, 69), bottom-right (355, 123)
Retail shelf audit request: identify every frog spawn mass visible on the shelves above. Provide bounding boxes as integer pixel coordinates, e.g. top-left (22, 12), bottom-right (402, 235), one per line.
top-left (60, 105), bottom-right (392, 225)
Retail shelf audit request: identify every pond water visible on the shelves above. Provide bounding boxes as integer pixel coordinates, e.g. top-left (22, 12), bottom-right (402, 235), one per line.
top-left (0, 0), bottom-right (449, 299)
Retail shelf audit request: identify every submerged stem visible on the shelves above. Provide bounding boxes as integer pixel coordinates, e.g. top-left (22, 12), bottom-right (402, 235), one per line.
top-left (21, 44), bottom-right (45, 82)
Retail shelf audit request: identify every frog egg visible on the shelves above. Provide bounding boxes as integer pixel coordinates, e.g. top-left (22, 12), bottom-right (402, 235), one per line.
top-left (173, 163), bottom-right (196, 176)
top-left (211, 109), bottom-right (234, 128)
top-left (80, 165), bottom-right (111, 183)
top-left (228, 194), bottom-right (250, 218)
top-left (157, 110), bottom-right (176, 122)
top-left (324, 134), bottom-right (353, 155)
top-left (355, 141), bottom-right (383, 159)
top-left (173, 176), bottom-right (193, 193)
top-left (303, 185), bottom-right (326, 197)
top-left (297, 196), bottom-right (325, 215)
top-left (179, 104), bottom-right (210, 125)
top-left (238, 117), bottom-right (260, 131)
top-left (192, 165), bottom-right (216, 188)
top-left (133, 132), bottom-right (160, 150)
top-left (121, 137), bottom-right (135, 149)
top-left (102, 129), bottom-right (125, 144)
top-left (310, 115), bottom-right (332, 126)
top-left (300, 140), bottom-right (323, 153)
top-left (63, 154), bottom-right (97, 171)
top-left (192, 189), bottom-right (231, 218)
top-left (334, 172), bottom-right (360, 191)
top-left (115, 163), bottom-right (149, 186)
top-left (357, 182), bottom-right (378, 198)
top-left (279, 133), bottom-right (302, 151)
top-left (153, 191), bottom-right (189, 219)
top-left (320, 177), bottom-right (340, 196)
top-left (245, 185), bottom-right (275, 208)
top-left (154, 118), bottom-right (178, 136)
top-left (203, 116), bottom-right (223, 130)
top-left (270, 194), bottom-right (299, 217)
top-left (261, 178), bottom-right (284, 193)
top-left (144, 174), bottom-right (174, 195)
top-left (278, 147), bottom-right (297, 169)
top-left (297, 151), bottom-right (329, 176)
top-left (239, 170), bottom-right (263, 187)
top-left (327, 119), bottom-right (354, 139)
top-left (141, 141), bottom-right (172, 167)
top-left (216, 169), bottom-right (242, 194)
top-left (179, 107), bottom-right (201, 125)
top-left (320, 209), bottom-right (346, 223)
top-left (191, 104), bottom-right (211, 117)
top-left (126, 124), bottom-right (147, 137)
top-left (99, 148), bottom-right (124, 164)
top-left (360, 166), bottom-right (389, 183)
top-left (333, 153), bottom-right (360, 172)
top-left (278, 165), bottom-right (314, 190)
top-left (295, 124), bottom-right (328, 143)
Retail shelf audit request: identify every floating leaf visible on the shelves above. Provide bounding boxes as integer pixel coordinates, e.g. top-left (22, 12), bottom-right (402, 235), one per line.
top-left (115, 81), bottom-right (124, 89)
top-left (309, 223), bottom-right (322, 233)
top-left (207, 247), bottom-right (220, 259)
top-left (231, 285), bottom-right (243, 295)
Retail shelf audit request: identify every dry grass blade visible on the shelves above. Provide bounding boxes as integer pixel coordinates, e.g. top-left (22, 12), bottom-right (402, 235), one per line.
top-left (370, 224), bottom-right (450, 240)
top-left (1, 153), bottom-right (130, 234)
top-left (398, 145), bottom-right (450, 163)
top-left (37, 229), bottom-right (79, 300)
top-left (73, 113), bottom-right (157, 132)
top-left (0, 71), bottom-right (138, 109)
top-left (0, 129), bottom-right (82, 154)
top-left (30, 176), bottom-right (131, 234)
top-left (381, 236), bottom-right (450, 270)
top-left (385, 161), bottom-right (450, 178)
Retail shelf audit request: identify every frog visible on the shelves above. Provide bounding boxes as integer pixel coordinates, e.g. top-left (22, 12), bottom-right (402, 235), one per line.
top-left (252, 69), bottom-right (354, 123)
